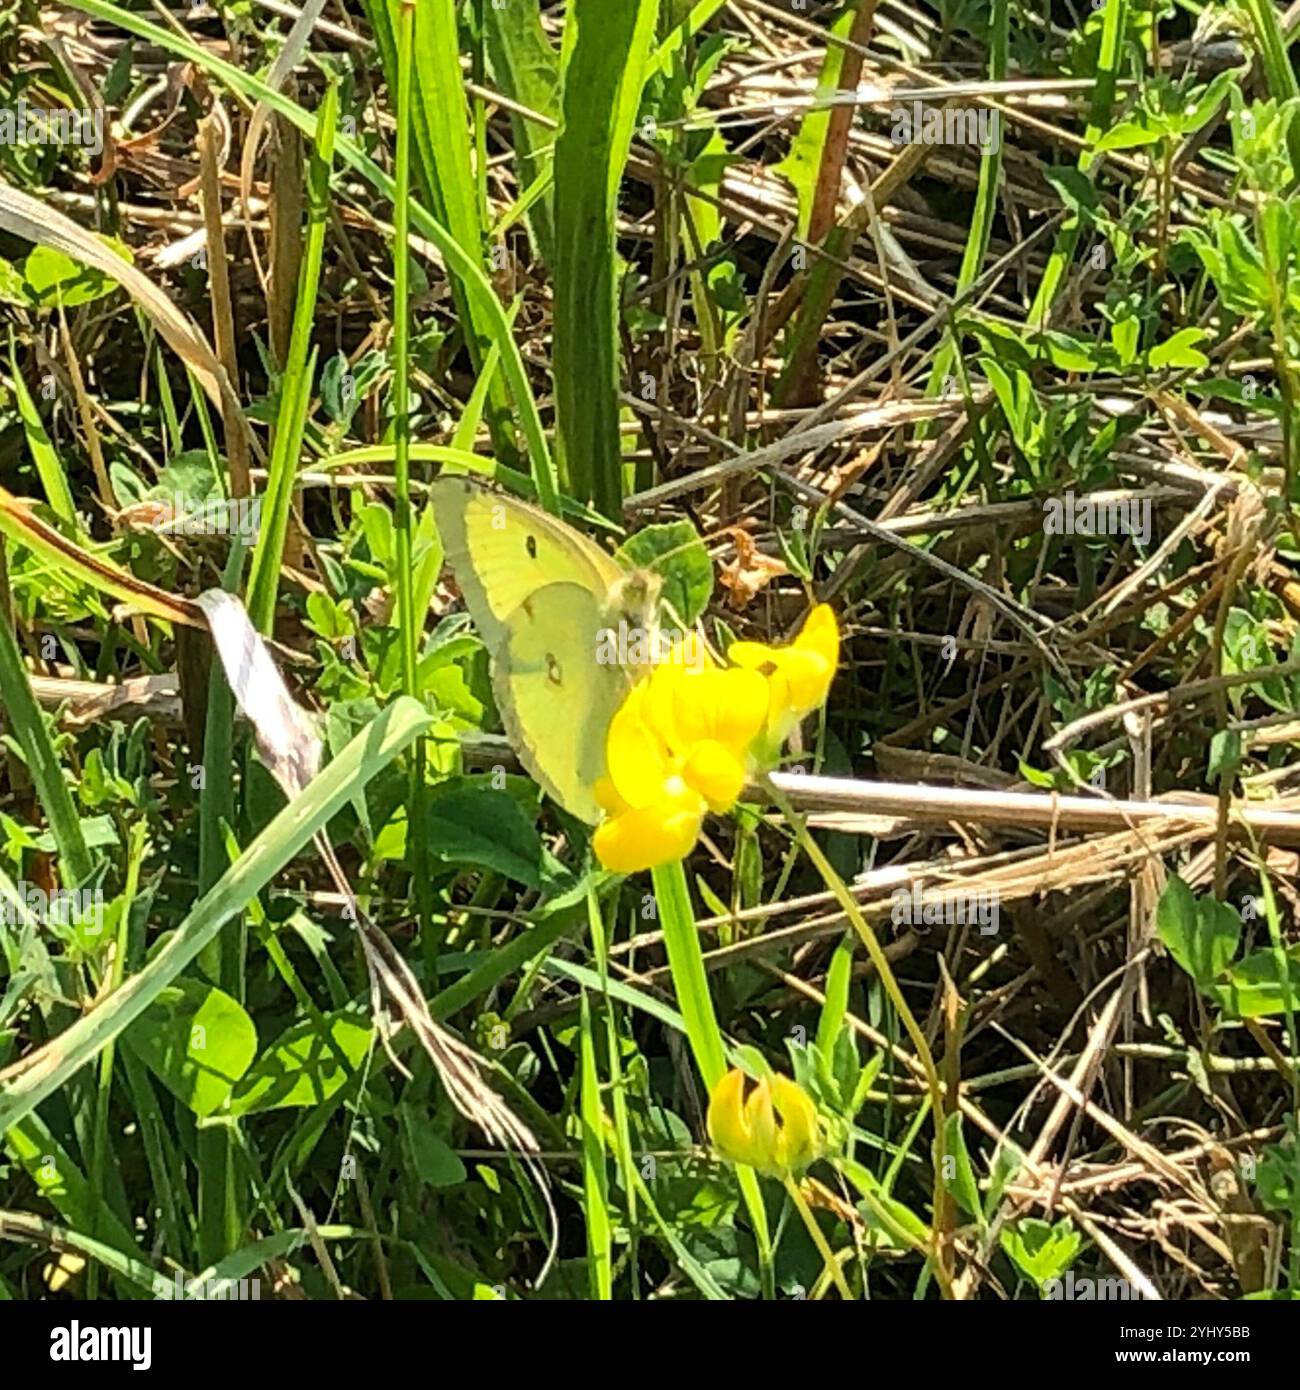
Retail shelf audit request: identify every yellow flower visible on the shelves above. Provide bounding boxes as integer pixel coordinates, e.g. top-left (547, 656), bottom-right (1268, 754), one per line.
top-left (706, 1068), bottom-right (821, 1179)
top-left (729, 603), bottom-right (840, 748)
top-left (591, 779), bottom-right (704, 874)
top-left (592, 608), bottom-right (840, 873)
top-left (593, 656), bottom-right (767, 872)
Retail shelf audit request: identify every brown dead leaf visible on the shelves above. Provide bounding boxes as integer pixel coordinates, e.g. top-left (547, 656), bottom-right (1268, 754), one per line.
top-left (719, 527), bottom-right (789, 611)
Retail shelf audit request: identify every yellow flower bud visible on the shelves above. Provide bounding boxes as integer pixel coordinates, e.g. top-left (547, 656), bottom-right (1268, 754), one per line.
top-left (706, 1067), bottom-right (821, 1179)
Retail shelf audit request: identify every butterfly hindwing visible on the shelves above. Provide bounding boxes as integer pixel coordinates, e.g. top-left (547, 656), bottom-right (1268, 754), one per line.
top-left (431, 478), bottom-right (652, 824)
top-left (498, 582), bottom-right (631, 824)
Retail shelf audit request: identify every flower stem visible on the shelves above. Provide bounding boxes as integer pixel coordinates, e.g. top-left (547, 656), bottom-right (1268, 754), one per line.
top-left (764, 776), bottom-right (954, 1296)
top-left (652, 857), bottom-right (775, 1298)
top-left (784, 1174), bottom-right (853, 1301)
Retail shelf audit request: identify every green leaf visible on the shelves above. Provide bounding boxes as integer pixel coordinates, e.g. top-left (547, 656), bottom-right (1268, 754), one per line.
top-left (1148, 327), bottom-right (1209, 370)
top-left (400, 1104), bottom-right (467, 1187)
top-left (123, 978), bottom-right (256, 1116)
top-left (426, 785), bottom-right (551, 886)
top-left (1000, 1217), bottom-right (1082, 1288)
top-left (1208, 728), bottom-right (1242, 782)
top-left (616, 519), bottom-right (714, 626)
top-left (940, 1112), bottom-right (984, 1224)
top-left (1110, 314), bottom-right (1140, 367)
top-left (1093, 118), bottom-right (1163, 153)
top-left (229, 1011), bottom-right (372, 1114)
top-left (1156, 877), bottom-right (1240, 989)
top-left (23, 239), bottom-right (131, 308)
top-left (0, 259), bottom-right (31, 307)
top-left (836, 1157), bottom-right (930, 1252)
top-left (1255, 1140), bottom-right (1298, 1212)
top-left (1213, 948), bottom-right (1300, 1019)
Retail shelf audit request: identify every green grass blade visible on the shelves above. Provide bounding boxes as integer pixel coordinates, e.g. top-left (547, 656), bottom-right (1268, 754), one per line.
top-left (1028, 0), bottom-right (1126, 326)
top-left (926, 0), bottom-right (1007, 396)
top-left (579, 990), bottom-right (612, 1298)
top-left (6, 333), bottom-right (77, 529)
top-left (483, 0), bottom-right (560, 264)
top-left (553, 0), bottom-right (659, 516)
top-left (365, 0), bottom-right (515, 447)
top-left (0, 606), bottom-right (93, 885)
top-left (0, 696), bottom-right (432, 1135)
top-left (247, 83), bottom-right (336, 633)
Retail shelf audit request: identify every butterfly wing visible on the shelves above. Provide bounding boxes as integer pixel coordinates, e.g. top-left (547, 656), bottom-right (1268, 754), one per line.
top-left (495, 582), bottom-right (631, 824)
top-left (430, 478), bottom-right (622, 646)
top-left (431, 479), bottom-right (634, 824)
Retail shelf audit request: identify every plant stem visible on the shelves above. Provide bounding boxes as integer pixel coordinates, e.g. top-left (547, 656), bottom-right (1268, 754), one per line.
top-left (393, 0), bottom-right (433, 956)
top-left (764, 776), bottom-right (954, 1296)
top-left (652, 857), bottom-right (775, 1298)
top-left (784, 1174), bottom-right (853, 1300)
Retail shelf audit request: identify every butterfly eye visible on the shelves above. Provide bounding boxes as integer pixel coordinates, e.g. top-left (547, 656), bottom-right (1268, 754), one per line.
top-left (526, 535), bottom-right (538, 559)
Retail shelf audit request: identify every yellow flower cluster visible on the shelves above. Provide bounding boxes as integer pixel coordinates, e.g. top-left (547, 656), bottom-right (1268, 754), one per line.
top-left (592, 605), bottom-right (839, 873)
top-left (706, 1068), bottom-right (820, 1179)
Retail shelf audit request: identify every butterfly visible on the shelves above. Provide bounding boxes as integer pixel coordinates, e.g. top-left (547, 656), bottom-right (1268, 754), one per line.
top-left (430, 478), bottom-right (662, 824)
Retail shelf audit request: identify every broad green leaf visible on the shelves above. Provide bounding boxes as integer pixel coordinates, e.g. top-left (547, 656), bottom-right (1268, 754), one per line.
top-left (1214, 948), bottom-right (1300, 1019)
top-left (1156, 876), bottom-right (1240, 989)
top-left (400, 1104), bottom-right (467, 1187)
top-left (1001, 1217), bottom-right (1082, 1288)
top-left (23, 238), bottom-right (132, 308)
top-left (229, 1011), bottom-right (372, 1115)
top-left (1148, 327), bottom-right (1209, 370)
top-left (1093, 118), bottom-right (1162, 153)
top-left (124, 978), bottom-right (257, 1116)
top-left (426, 786), bottom-right (551, 886)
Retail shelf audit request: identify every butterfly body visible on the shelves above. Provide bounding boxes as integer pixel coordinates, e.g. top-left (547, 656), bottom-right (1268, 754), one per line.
top-left (431, 478), bottom-right (660, 823)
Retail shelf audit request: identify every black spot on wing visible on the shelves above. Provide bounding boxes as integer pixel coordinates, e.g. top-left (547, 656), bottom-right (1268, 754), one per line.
top-left (526, 534), bottom-right (538, 559)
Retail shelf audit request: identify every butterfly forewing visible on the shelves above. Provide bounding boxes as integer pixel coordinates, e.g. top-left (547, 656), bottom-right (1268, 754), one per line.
top-left (431, 479), bottom-right (652, 823)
